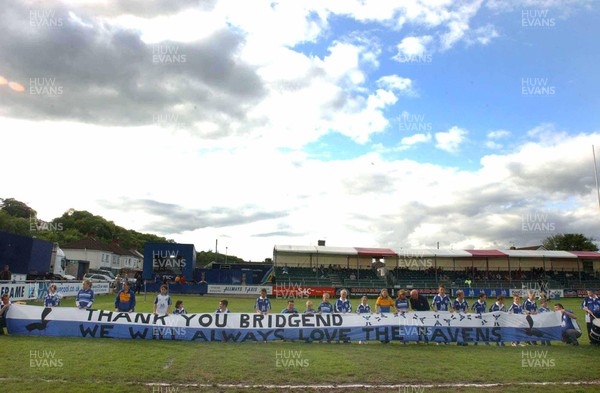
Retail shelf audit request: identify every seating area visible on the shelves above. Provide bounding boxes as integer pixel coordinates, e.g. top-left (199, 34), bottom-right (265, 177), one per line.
top-left (276, 266), bottom-right (333, 287)
top-left (392, 267), bottom-right (599, 289)
top-left (276, 266), bottom-right (387, 288)
top-left (276, 265), bottom-right (600, 290)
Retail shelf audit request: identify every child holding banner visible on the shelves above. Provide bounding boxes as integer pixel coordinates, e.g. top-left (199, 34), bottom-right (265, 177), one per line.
top-left (538, 299), bottom-right (551, 345)
top-left (216, 299), bottom-right (230, 313)
top-left (115, 281), bottom-right (136, 313)
top-left (508, 294), bottom-right (525, 346)
top-left (76, 280), bottom-right (94, 310)
top-left (394, 290), bottom-right (409, 314)
top-left (335, 289), bottom-right (352, 313)
top-left (173, 300), bottom-right (187, 315)
top-left (304, 300), bottom-right (316, 315)
top-left (154, 285), bottom-right (171, 315)
top-left (0, 294), bottom-right (10, 335)
top-left (255, 288), bottom-right (271, 314)
top-left (44, 284), bottom-right (61, 307)
top-left (318, 293), bottom-right (333, 313)
top-left (375, 288), bottom-right (394, 313)
top-left (453, 290), bottom-right (469, 346)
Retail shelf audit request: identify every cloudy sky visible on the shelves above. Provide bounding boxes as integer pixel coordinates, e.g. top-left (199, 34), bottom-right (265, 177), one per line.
top-left (1, 0), bottom-right (600, 261)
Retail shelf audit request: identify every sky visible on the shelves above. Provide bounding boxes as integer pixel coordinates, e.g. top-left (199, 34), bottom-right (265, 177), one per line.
top-left (1, 0), bottom-right (600, 261)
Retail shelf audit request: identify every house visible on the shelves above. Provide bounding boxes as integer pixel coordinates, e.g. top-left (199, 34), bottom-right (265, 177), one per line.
top-left (62, 237), bottom-right (142, 273)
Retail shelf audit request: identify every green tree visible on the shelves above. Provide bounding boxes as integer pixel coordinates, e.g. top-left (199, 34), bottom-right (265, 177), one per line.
top-left (0, 198), bottom-right (37, 219)
top-left (542, 233), bottom-right (598, 251)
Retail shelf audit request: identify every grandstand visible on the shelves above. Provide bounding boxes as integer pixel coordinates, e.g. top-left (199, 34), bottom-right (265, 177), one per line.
top-left (273, 244), bottom-right (600, 291)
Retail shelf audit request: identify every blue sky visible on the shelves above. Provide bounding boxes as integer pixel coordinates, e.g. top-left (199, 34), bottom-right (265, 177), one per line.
top-left (302, 4), bottom-right (600, 169)
top-left (1, 0), bottom-right (599, 260)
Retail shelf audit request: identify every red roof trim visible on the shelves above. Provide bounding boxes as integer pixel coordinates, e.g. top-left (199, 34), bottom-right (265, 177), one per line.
top-left (569, 251), bottom-right (600, 259)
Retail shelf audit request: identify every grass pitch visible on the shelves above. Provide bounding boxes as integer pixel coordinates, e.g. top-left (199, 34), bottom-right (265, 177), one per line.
top-left (0, 294), bottom-right (598, 393)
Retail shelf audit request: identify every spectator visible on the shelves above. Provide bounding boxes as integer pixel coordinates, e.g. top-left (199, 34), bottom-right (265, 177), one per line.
top-left (254, 288), bottom-right (271, 315)
top-left (335, 289), bottom-right (352, 313)
top-left (0, 265), bottom-right (11, 281)
top-left (173, 300), bottom-right (187, 315)
top-left (115, 281), bottom-right (136, 313)
top-left (44, 284), bottom-right (61, 307)
top-left (153, 284), bottom-right (171, 315)
top-left (281, 299), bottom-right (299, 314)
top-left (376, 288), bottom-right (395, 313)
top-left (554, 303), bottom-right (582, 345)
top-left (76, 280), bottom-right (95, 309)
top-left (134, 271), bottom-right (143, 294)
top-left (409, 289), bottom-right (430, 311)
top-left (216, 299), bottom-right (230, 313)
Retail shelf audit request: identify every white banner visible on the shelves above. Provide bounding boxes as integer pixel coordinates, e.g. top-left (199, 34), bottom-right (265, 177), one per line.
top-left (0, 282), bottom-right (111, 301)
top-left (207, 285), bottom-right (273, 295)
top-left (509, 288), bottom-right (564, 299)
top-left (37, 282), bottom-right (111, 299)
top-left (0, 283), bottom-right (38, 300)
top-left (6, 304), bottom-right (563, 343)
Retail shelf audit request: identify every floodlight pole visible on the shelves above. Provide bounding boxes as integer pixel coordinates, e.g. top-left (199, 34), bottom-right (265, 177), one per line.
top-left (593, 145), bottom-right (600, 211)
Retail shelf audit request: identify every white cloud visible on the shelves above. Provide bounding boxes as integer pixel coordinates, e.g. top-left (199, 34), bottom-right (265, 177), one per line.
top-left (394, 35), bottom-right (433, 57)
top-left (435, 126), bottom-right (468, 153)
top-left (467, 24), bottom-right (500, 45)
top-left (485, 140), bottom-right (503, 150)
top-left (399, 132), bottom-right (432, 149)
top-left (487, 130), bottom-right (511, 139)
top-left (377, 75), bottom-right (414, 94)
top-left (2, 117), bottom-right (599, 259)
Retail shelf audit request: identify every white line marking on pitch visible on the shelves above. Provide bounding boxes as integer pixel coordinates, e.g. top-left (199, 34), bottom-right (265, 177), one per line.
top-left (145, 381), bottom-right (600, 389)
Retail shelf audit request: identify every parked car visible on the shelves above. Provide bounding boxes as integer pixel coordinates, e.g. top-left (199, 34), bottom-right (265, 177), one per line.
top-left (89, 269), bottom-right (116, 279)
top-left (83, 273), bottom-right (114, 283)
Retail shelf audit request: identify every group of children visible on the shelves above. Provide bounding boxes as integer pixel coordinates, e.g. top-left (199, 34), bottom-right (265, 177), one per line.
top-left (39, 281), bottom-right (596, 346)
